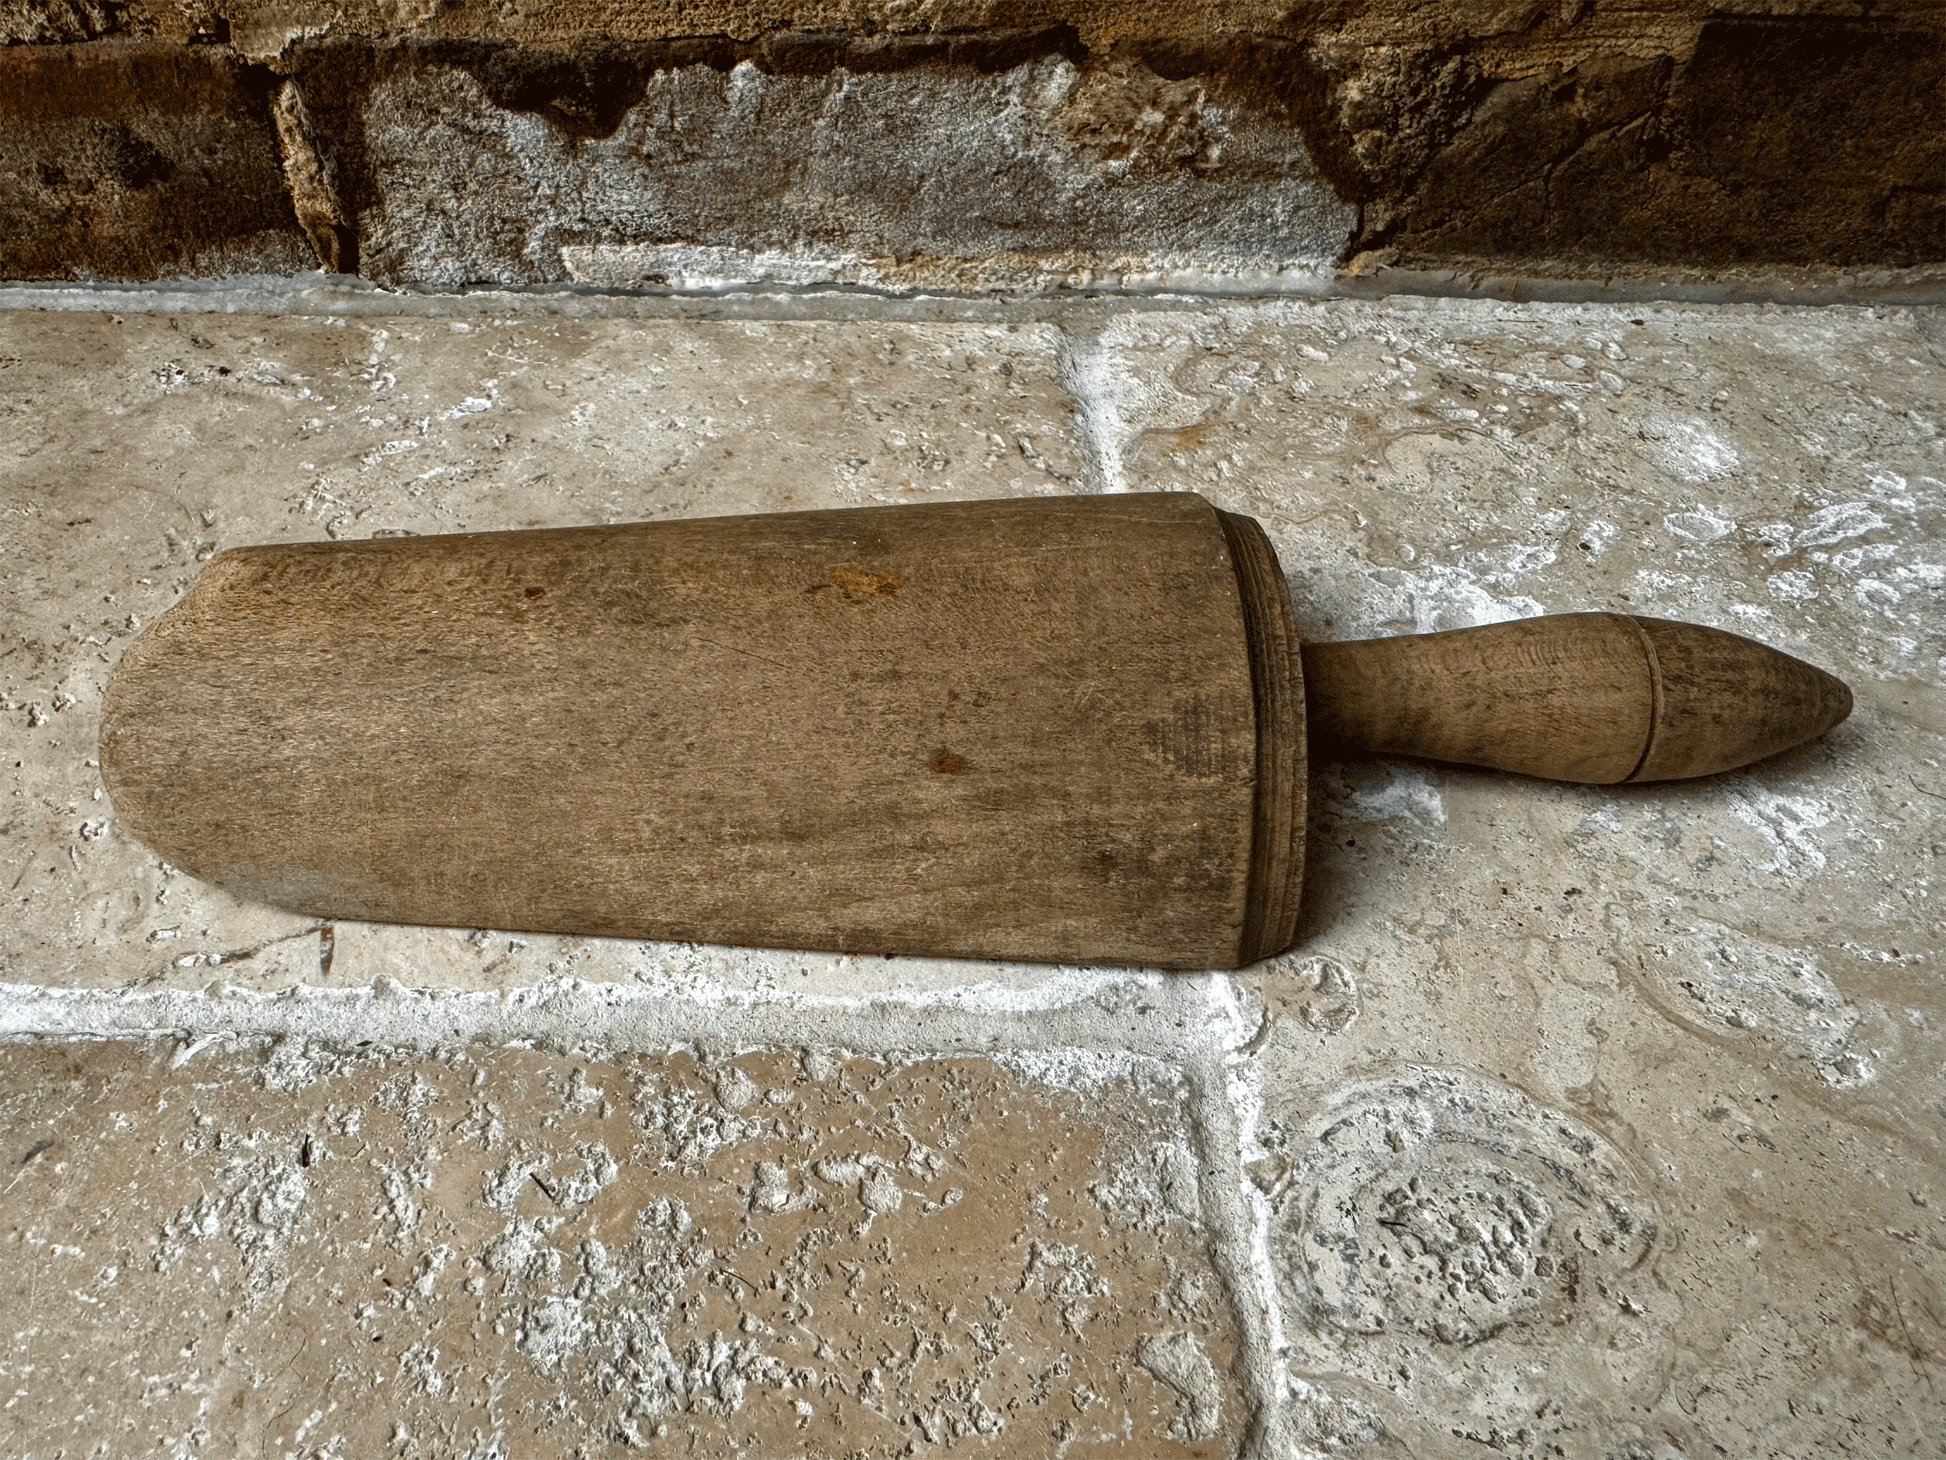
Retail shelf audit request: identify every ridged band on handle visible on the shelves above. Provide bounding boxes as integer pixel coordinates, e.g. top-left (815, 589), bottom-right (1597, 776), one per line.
top-left (1216, 510), bottom-right (1306, 965)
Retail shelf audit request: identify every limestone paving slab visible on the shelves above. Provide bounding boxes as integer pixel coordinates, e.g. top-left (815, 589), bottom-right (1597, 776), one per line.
top-left (0, 1037), bottom-right (1242, 1458)
top-left (0, 307), bottom-right (1088, 998)
top-left (1100, 298), bottom-right (1946, 1456)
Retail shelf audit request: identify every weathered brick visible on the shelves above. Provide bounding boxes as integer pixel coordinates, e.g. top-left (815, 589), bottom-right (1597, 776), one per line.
top-left (275, 40), bottom-right (1353, 292)
top-left (1359, 17), bottom-right (1946, 270)
top-left (0, 44), bottom-right (312, 280)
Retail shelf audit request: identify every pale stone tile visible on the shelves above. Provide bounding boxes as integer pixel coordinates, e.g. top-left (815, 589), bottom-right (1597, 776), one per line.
top-left (1103, 298), bottom-right (1946, 1455)
top-left (0, 1038), bottom-right (1243, 1457)
top-left (0, 310), bottom-right (1087, 993)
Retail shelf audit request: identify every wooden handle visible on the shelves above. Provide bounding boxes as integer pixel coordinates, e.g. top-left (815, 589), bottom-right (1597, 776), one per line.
top-left (1300, 613), bottom-right (1852, 783)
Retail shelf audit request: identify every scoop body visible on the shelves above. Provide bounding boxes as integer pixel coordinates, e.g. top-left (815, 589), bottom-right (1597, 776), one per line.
top-left (101, 493), bottom-right (1307, 969)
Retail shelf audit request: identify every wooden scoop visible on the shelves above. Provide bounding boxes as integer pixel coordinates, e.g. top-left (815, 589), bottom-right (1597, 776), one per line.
top-left (99, 494), bottom-right (1850, 970)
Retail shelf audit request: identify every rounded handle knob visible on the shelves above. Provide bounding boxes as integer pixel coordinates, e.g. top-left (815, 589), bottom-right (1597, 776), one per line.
top-left (1301, 612), bottom-right (1852, 783)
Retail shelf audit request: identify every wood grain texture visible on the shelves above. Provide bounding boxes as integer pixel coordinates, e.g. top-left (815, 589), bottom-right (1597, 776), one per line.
top-left (1301, 612), bottom-right (1852, 784)
top-left (100, 493), bottom-right (1307, 970)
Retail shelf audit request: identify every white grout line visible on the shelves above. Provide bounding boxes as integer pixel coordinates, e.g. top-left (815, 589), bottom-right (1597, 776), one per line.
top-left (0, 971), bottom-right (1221, 1062)
top-left (1054, 321), bottom-right (1134, 493)
top-left (1177, 974), bottom-right (1294, 1460)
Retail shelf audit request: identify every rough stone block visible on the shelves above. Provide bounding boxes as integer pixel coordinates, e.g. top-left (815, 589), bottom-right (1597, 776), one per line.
top-left (0, 0), bottom-right (120, 46)
top-left (0, 44), bottom-right (313, 279)
top-left (275, 15), bottom-right (1942, 291)
top-left (3, 6), bottom-right (1943, 286)
top-left (0, 1038), bottom-right (1245, 1456)
top-left (1356, 16), bottom-right (1946, 270)
top-left (1246, 1054), bottom-right (1944, 1457)
top-left (276, 42), bottom-right (1354, 291)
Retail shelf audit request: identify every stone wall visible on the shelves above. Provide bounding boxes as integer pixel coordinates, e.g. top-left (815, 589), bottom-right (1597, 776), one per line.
top-left (3, 1), bottom-right (1941, 288)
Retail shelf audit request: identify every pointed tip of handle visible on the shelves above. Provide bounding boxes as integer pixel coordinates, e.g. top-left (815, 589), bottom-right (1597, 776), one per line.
top-left (1626, 617), bottom-right (1852, 782)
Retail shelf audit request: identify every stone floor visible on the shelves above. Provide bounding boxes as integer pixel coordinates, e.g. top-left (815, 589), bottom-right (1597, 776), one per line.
top-left (2, 287), bottom-right (1942, 1459)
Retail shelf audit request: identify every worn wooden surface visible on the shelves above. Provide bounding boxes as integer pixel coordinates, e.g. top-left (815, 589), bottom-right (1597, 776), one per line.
top-left (1302, 612), bottom-right (1852, 784)
top-left (101, 492), bottom-right (1306, 970)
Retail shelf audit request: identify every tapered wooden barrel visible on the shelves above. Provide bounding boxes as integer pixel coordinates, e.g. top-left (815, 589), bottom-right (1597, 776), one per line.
top-left (101, 493), bottom-right (1306, 969)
